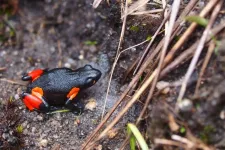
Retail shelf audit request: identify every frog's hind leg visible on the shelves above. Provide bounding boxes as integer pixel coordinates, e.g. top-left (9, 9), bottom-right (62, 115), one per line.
top-left (21, 87), bottom-right (50, 112)
top-left (65, 87), bottom-right (84, 114)
top-left (22, 68), bottom-right (47, 81)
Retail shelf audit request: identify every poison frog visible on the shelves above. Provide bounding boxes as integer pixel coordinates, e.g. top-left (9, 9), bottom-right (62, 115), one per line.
top-left (20, 65), bottom-right (101, 113)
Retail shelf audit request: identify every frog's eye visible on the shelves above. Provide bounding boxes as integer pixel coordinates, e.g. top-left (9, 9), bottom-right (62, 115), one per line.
top-left (86, 78), bottom-right (93, 84)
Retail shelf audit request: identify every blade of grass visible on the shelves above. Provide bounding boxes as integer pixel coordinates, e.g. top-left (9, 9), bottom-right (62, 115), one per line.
top-left (127, 123), bottom-right (149, 150)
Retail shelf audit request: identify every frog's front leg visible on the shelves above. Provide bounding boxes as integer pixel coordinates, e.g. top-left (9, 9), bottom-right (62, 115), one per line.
top-left (65, 87), bottom-right (84, 114)
top-left (21, 87), bottom-right (49, 112)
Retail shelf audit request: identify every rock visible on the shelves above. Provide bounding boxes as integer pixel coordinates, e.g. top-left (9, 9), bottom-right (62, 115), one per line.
top-left (14, 94), bottom-right (20, 100)
top-left (178, 98), bottom-right (193, 112)
top-left (64, 63), bottom-right (71, 68)
top-left (85, 98), bottom-right (97, 111)
top-left (39, 139), bottom-right (48, 147)
top-left (37, 115), bottom-right (43, 121)
top-left (156, 81), bottom-right (170, 94)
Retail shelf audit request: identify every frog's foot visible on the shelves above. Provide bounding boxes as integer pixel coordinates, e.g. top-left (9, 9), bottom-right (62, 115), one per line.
top-left (21, 87), bottom-right (49, 112)
top-left (71, 102), bottom-right (84, 115)
top-left (65, 87), bottom-right (81, 109)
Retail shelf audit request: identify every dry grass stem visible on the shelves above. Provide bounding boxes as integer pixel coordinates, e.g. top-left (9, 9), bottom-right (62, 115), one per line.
top-left (163, 0), bottom-right (220, 67)
top-left (0, 78), bottom-right (27, 86)
top-left (0, 67), bottom-right (6, 71)
top-left (160, 20), bottom-right (225, 78)
top-left (136, 0), bottom-right (181, 124)
top-left (154, 138), bottom-right (187, 148)
top-left (101, 0), bottom-right (128, 120)
top-left (121, 0), bottom-right (149, 19)
top-left (194, 41), bottom-right (215, 96)
top-left (93, 0), bottom-right (103, 8)
top-left (177, 0), bottom-right (223, 105)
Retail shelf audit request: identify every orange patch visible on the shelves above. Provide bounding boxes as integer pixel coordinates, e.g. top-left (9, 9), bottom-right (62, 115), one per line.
top-left (23, 94), bottom-right (43, 111)
top-left (32, 87), bottom-right (44, 98)
top-left (67, 87), bottom-right (80, 100)
top-left (28, 69), bottom-right (43, 82)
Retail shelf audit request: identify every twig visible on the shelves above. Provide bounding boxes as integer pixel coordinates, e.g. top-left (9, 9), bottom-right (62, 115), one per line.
top-left (136, 0), bottom-right (181, 124)
top-left (130, 9), bottom-right (163, 15)
top-left (194, 41), bottom-right (215, 96)
top-left (133, 10), bottom-right (171, 75)
top-left (163, 0), bottom-right (220, 67)
top-left (177, 0), bottom-right (223, 106)
top-left (0, 78), bottom-right (27, 86)
top-left (160, 20), bottom-right (225, 78)
top-left (57, 40), bottom-right (62, 68)
top-left (101, 0), bottom-right (128, 120)
top-left (171, 134), bottom-right (195, 148)
top-left (0, 67), bottom-right (6, 71)
top-left (154, 138), bottom-right (187, 148)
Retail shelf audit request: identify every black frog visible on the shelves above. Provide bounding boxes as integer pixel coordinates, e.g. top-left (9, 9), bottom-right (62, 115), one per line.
top-left (20, 65), bottom-right (101, 113)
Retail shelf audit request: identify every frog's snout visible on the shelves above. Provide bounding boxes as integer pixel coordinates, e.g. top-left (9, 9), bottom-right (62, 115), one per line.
top-left (95, 69), bottom-right (102, 80)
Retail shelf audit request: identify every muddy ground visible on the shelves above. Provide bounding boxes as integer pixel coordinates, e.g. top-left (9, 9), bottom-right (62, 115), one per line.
top-left (0, 0), bottom-right (225, 150)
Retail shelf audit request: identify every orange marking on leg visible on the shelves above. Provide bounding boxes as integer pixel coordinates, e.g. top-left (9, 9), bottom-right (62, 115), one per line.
top-left (23, 98), bottom-right (35, 111)
top-left (32, 87), bottom-right (44, 98)
top-left (28, 69), bottom-right (43, 82)
top-left (23, 94), bottom-right (43, 110)
top-left (67, 87), bottom-right (80, 100)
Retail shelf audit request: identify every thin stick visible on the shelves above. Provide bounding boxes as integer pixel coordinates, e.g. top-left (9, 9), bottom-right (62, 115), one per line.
top-left (0, 67), bottom-right (6, 71)
top-left (194, 41), bottom-right (215, 96)
top-left (133, 10), bottom-right (171, 75)
top-left (160, 20), bottom-right (225, 78)
top-left (134, 0), bottom-right (199, 74)
top-left (136, 0), bottom-right (181, 124)
top-left (154, 138), bottom-right (187, 149)
top-left (101, 0), bottom-right (128, 120)
top-left (163, 0), bottom-right (220, 67)
top-left (177, 0), bottom-right (223, 106)
top-left (0, 78), bottom-right (27, 86)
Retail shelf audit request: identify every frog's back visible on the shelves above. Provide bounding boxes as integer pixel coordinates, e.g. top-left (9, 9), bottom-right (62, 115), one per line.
top-left (27, 68), bottom-right (79, 93)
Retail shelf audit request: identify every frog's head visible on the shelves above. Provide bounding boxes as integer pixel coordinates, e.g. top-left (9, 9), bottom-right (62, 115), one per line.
top-left (74, 65), bottom-right (102, 89)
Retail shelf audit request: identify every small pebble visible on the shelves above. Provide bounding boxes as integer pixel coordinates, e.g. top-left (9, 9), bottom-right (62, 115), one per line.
top-left (64, 63), bottom-right (71, 68)
top-left (37, 115), bottom-right (43, 121)
top-left (89, 45), bottom-right (97, 53)
top-left (178, 98), bottom-right (193, 112)
top-left (85, 98), bottom-right (97, 111)
top-left (220, 110), bottom-right (225, 120)
top-left (14, 94), bottom-right (20, 100)
top-left (78, 54), bottom-right (84, 60)
top-left (39, 139), bottom-right (48, 147)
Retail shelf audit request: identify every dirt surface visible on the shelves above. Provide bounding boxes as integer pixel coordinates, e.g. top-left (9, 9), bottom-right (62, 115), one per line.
top-left (1, 0), bottom-right (225, 150)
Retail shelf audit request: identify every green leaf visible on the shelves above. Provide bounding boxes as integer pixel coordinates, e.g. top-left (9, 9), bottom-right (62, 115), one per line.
top-left (127, 126), bottom-right (136, 150)
top-left (127, 123), bottom-right (149, 150)
top-left (130, 25), bottom-right (139, 32)
top-left (84, 40), bottom-right (97, 46)
top-left (180, 126), bottom-right (186, 134)
top-left (16, 125), bottom-right (23, 133)
top-left (47, 109), bottom-right (71, 114)
top-left (146, 35), bottom-right (152, 41)
top-left (185, 16), bottom-right (208, 27)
